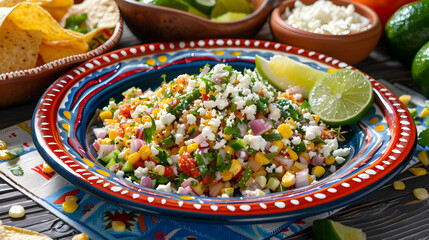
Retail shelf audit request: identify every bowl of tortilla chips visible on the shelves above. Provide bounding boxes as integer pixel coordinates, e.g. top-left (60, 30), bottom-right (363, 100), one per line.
top-left (0, 0), bottom-right (123, 108)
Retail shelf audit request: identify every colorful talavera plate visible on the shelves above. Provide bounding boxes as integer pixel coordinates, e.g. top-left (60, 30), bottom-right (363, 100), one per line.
top-left (32, 39), bottom-right (416, 224)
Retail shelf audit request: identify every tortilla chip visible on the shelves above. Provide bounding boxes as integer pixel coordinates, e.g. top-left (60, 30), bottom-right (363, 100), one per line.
top-left (0, 220), bottom-right (53, 240)
top-left (0, 19), bottom-right (42, 73)
top-left (39, 38), bottom-right (88, 63)
top-left (0, 0), bottom-right (23, 7)
top-left (41, 5), bottom-right (69, 21)
top-left (60, 0), bottom-right (120, 30)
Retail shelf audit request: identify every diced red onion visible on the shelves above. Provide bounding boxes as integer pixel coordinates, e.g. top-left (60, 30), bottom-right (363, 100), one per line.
top-left (311, 154), bottom-right (325, 166)
top-left (109, 163), bottom-right (121, 172)
top-left (136, 127), bottom-right (144, 139)
top-left (93, 128), bottom-right (107, 139)
top-left (209, 182), bottom-right (224, 197)
top-left (130, 139), bottom-right (145, 153)
top-left (140, 176), bottom-right (151, 188)
top-left (200, 148), bottom-right (209, 154)
top-left (237, 123), bottom-right (248, 137)
top-left (199, 65), bottom-right (210, 77)
top-left (236, 149), bottom-right (250, 161)
top-left (264, 142), bottom-right (272, 151)
top-left (249, 119), bottom-right (271, 135)
top-left (179, 186), bottom-right (197, 196)
top-left (170, 155), bottom-right (179, 165)
top-left (295, 168), bottom-right (309, 188)
top-left (263, 120), bottom-right (273, 130)
top-left (193, 134), bottom-right (206, 145)
top-left (212, 76), bottom-right (223, 84)
top-left (199, 141), bottom-right (209, 148)
top-left (92, 140), bottom-right (100, 152)
top-left (218, 149), bottom-right (226, 160)
top-left (274, 155), bottom-right (293, 170)
top-left (97, 144), bottom-right (116, 159)
top-left (181, 177), bottom-right (198, 188)
top-left (171, 163), bottom-right (178, 175)
top-left (299, 156), bottom-right (309, 166)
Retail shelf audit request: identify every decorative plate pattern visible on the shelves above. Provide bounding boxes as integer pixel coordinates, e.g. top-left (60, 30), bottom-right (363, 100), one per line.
top-left (32, 39), bottom-right (416, 223)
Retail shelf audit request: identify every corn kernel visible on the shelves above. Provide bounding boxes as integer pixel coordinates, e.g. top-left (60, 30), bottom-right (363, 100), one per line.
top-left (125, 139), bottom-right (132, 148)
top-left (225, 145), bottom-right (235, 157)
top-left (308, 174), bottom-right (314, 184)
top-left (42, 161), bottom-right (54, 174)
top-left (299, 152), bottom-right (310, 161)
top-left (178, 146), bottom-right (187, 155)
top-left (285, 118), bottom-right (297, 129)
top-left (99, 110), bottom-right (113, 121)
top-left (62, 201), bottom-right (79, 213)
top-left (188, 124), bottom-right (198, 134)
top-left (230, 159), bottom-right (242, 176)
top-left (221, 187), bottom-right (234, 197)
top-left (0, 140), bottom-right (6, 150)
top-left (108, 129), bottom-right (118, 140)
top-left (112, 220), bottom-right (126, 232)
top-left (72, 233), bottom-right (89, 240)
top-left (408, 167), bottom-right (427, 176)
top-left (311, 166), bottom-right (326, 178)
top-left (413, 188), bottom-right (429, 200)
top-left (255, 152), bottom-right (270, 165)
top-left (290, 166), bottom-right (301, 173)
top-left (307, 142), bottom-right (315, 151)
top-left (153, 165), bottom-right (165, 175)
top-left (252, 168), bottom-right (267, 178)
top-left (101, 139), bottom-right (111, 145)
top-left (278, 124), bottom-right (293, 139)
top-left (418, 151), bottom-right (429, 166)
top-left (191, 183), bottom-right (206, 195)
top-left (187, 143), bottom-right (199, 153)
top-left (293, 161), bottom-right (307, 171)
top-left (420, 108), bottom-right (429, 118)
top-left (399, 95), bottom-right (411, 105)
top-left (286, 147), bottom-right (298, 161)
top-left (325, 156), bottom-right (336, 165)
top-left (9, 205), bottom-right (25, 218)
top-left (138, 145), bottom-right (151, 160)
top-left (393, 181), bottom-right (405, 190)
top-left (123, 149), bottom-right (131, 161)
top-left (267, 177), bottom-right (281, 190)
top-left (255, 175), bottom-right (267, 188)
top-left (313, 115), bottom-right (320, 124)
top-left (219, 170), bottom-right (232, 182)
top-left (224, 134), bottom-right (232, 141)
top-left (271, 140), bottom-right (284, 151)
top-left (281, 171), bottom-right (296, 188)
top-left (127, 152), bottom-right (141, 165)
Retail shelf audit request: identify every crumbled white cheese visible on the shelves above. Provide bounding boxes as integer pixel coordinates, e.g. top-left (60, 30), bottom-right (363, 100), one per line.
top-left (244, 135), bottom-right (267, 151)
top-left (134, 167), bottom-right (149, 179)
top-left (333, 147), bottom-right (350, 157)
top-left (187, 114), bottom-right (196, 125)
top-left (304, 126), bottom-right (322, 140)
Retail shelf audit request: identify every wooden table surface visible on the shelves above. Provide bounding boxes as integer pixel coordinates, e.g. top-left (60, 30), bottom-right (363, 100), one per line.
top-left (1, 21), bottom-right (428, 240)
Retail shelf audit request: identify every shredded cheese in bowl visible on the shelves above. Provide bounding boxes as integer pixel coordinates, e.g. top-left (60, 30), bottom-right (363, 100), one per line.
top-left (282, 0), bottom-right (372, 35)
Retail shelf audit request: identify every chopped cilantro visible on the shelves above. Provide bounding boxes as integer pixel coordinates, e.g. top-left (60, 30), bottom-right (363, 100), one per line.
top-left (418, 128), bottom-right (429, 148)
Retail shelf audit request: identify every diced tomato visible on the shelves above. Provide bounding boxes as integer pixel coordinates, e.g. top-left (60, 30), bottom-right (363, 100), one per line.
top-left (133, 159), bottom-right (146, 169)
top-left (119, 103), bottom-right (131, 119)
top-left (202, 94), bottom-right (210, 102)
top-left (117, 127), bottom-right (124, 138)
top-left (164, 166), bottom-right (176, 180)
top-left (178, 154), bottom-right (200, 178)
top-left (201, 174), bottom-right (216, 185)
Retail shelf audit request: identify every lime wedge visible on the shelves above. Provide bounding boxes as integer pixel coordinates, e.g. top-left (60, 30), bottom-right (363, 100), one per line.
top-left (312, 219), bottom-right (366, 240)
top-left (211, 12), bottom-right (248, 22)
top-left (255, 54), bottom-right (327, 98)
top-left (191, 0), bottom-right (216, 14)
top-left (308, 69), bottom-right (373, 126)
top-left (151, 0), bottom-right (208, 18)
top-left (210, 0), bottom-right (251, 18)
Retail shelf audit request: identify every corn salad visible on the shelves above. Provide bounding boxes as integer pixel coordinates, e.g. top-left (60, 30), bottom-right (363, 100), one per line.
top-left (93, 64), bottom-right (350, 197)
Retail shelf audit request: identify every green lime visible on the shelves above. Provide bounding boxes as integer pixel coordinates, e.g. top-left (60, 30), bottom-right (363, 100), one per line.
top-left (190, 0), bottom-right (216, 14)
top-left (308, 69), bottom-right (373, 126)
top-left (255, 54), bottom-right (327, 98)
top-left (385, 0), bottom-right (429, 63)
top-left (412, 41), bottom-right (429, 96)
top-left (210, 0), bottom-right (252, 18)
top-left (151, 0), bottom-right (208, 18)
top-left (211, 12), bottom-right (248, 22)
top-left (312, 219), bottom-right (366, 240)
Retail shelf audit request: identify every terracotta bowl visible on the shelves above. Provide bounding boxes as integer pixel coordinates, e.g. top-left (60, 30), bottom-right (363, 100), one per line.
top-left (270, 0), bottom-right (382, 65)
top-left (115, 0), bottom-right (274, 42)
top-left (0, 21), bottom-right (123, 108)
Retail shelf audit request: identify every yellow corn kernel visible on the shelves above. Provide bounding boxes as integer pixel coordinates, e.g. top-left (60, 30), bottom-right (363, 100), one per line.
top-left (152, 108), bottom-right (160, 118)
top-left (62, 200), bottom-right (79, 213)
top-left (285, 118), bottom-right (297, 129)
top-left (124, 139), bottom-right (132, 148)
top-left (311, 166), bottom-right (326, 178)
top-left (308, 174), bottom-right (314, 184)
top-left (420, 108), bottom-right (429, 118)
top-left (127, 152), bottom-right (140, 165)
top-left (123, 149), bottom-right (131, 161)
top-left (271, 140), bottom-right (284, 151)
top-left (413, 188), bottom-right (429, 200)
top-left (255, 175), bottom-right (267, 188)
top-left (187, 143), bottom-right (199, 153)
top-left (307, 142), bottom-right (315, 151)
top-left (108, 129), bottom-right (118, 140)
top-left (293, 161), bottom-right (307, 171)
top-left (393, 181), bottom-right (405, 190)
top-left (221, 170), bottom-right (233, 182)
top-left (188, 124), bottom-right (198, 134)
top-left (281, 171), bottom-right (296, 188)
top-left (138, 145), bottom-right (151, 160)
top-left (418, 151), bottom-right (429, 166)
top-left (221, 187), bottom-right (234, 197)
top-left (178, 146), bottom-right (187, 155)
top-left (224, 134), bottom-right (232, 141)
top-left (43, 161), bottom-right (54, 174)
top-left (286, 147), bottom-right (298, 161)
top-left (290, 166), bottom-right (301, 173)
top-left (252, 168), bottom-right (267, 178)
top-left (225, 145), bottom-right (235, 157)
top-left (230, 159), bottom-right (242, 176)
top-left (313, 115), bottom-right (320, 124)
top-left (0, 140), bottom-right (6, 150)
top-left (99, 110), bottom-right (113, 121)
top-left (408, 167), bottom-right (427, 176)
top-left (267, 177), bottom-right (281, 191)
top-left (153, 165), bottom-right (165, 175)
top-left (72, 233), bottom-right (89, 240)
top-left (325, 156), bottom-right (336, 165)
top-left (101, 139), bottom-right (111, 145)
top-left (199, 86), bottom-right (206, 95)
top-left (112, 220), bottom-right (126, 232)
top-left (255, 152), bottom-right (270, 165)
top-left (278, 124), bottom-right (293, 139)
top-left (399, 95), bottom-right (411, 105)
top-left (191, 183), bottom-right (206, 195)
top-left (9, 205), bottom-right (25, 218)
top-left (171, 147), bottom-right (179, 155)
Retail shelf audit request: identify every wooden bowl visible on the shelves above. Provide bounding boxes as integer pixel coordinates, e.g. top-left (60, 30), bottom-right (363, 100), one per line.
top-left (115, 0), bottom-right (274, 42)
top-left (270, 0), bottom-right (382, 65)
top-left (0, 21), bottom-right (123, 108)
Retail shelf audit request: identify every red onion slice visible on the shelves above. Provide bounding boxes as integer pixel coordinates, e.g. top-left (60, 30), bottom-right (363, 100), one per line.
top-left (93, 128), bottom-right (107, 139)
top-left (249, 119), bottom-right (271, 135)
top-left (179, 186), bottom-right (197, 196)
top-left (97, 144), bottom-right (116, 159)
top-left (92, 140), bottom-right (100, 152)
top-left (193, 134), bottom-right (207, 145)
top-left (130, 139), bottom-right (146, 153)
top-left (295, 168), bottom-right (309, 188)
top-left (181, 177), bottom-right (198, 188)
top-left (199, 65), bottom-right (210, 77)
top-left (140, 176), bottom-right (151, 188)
